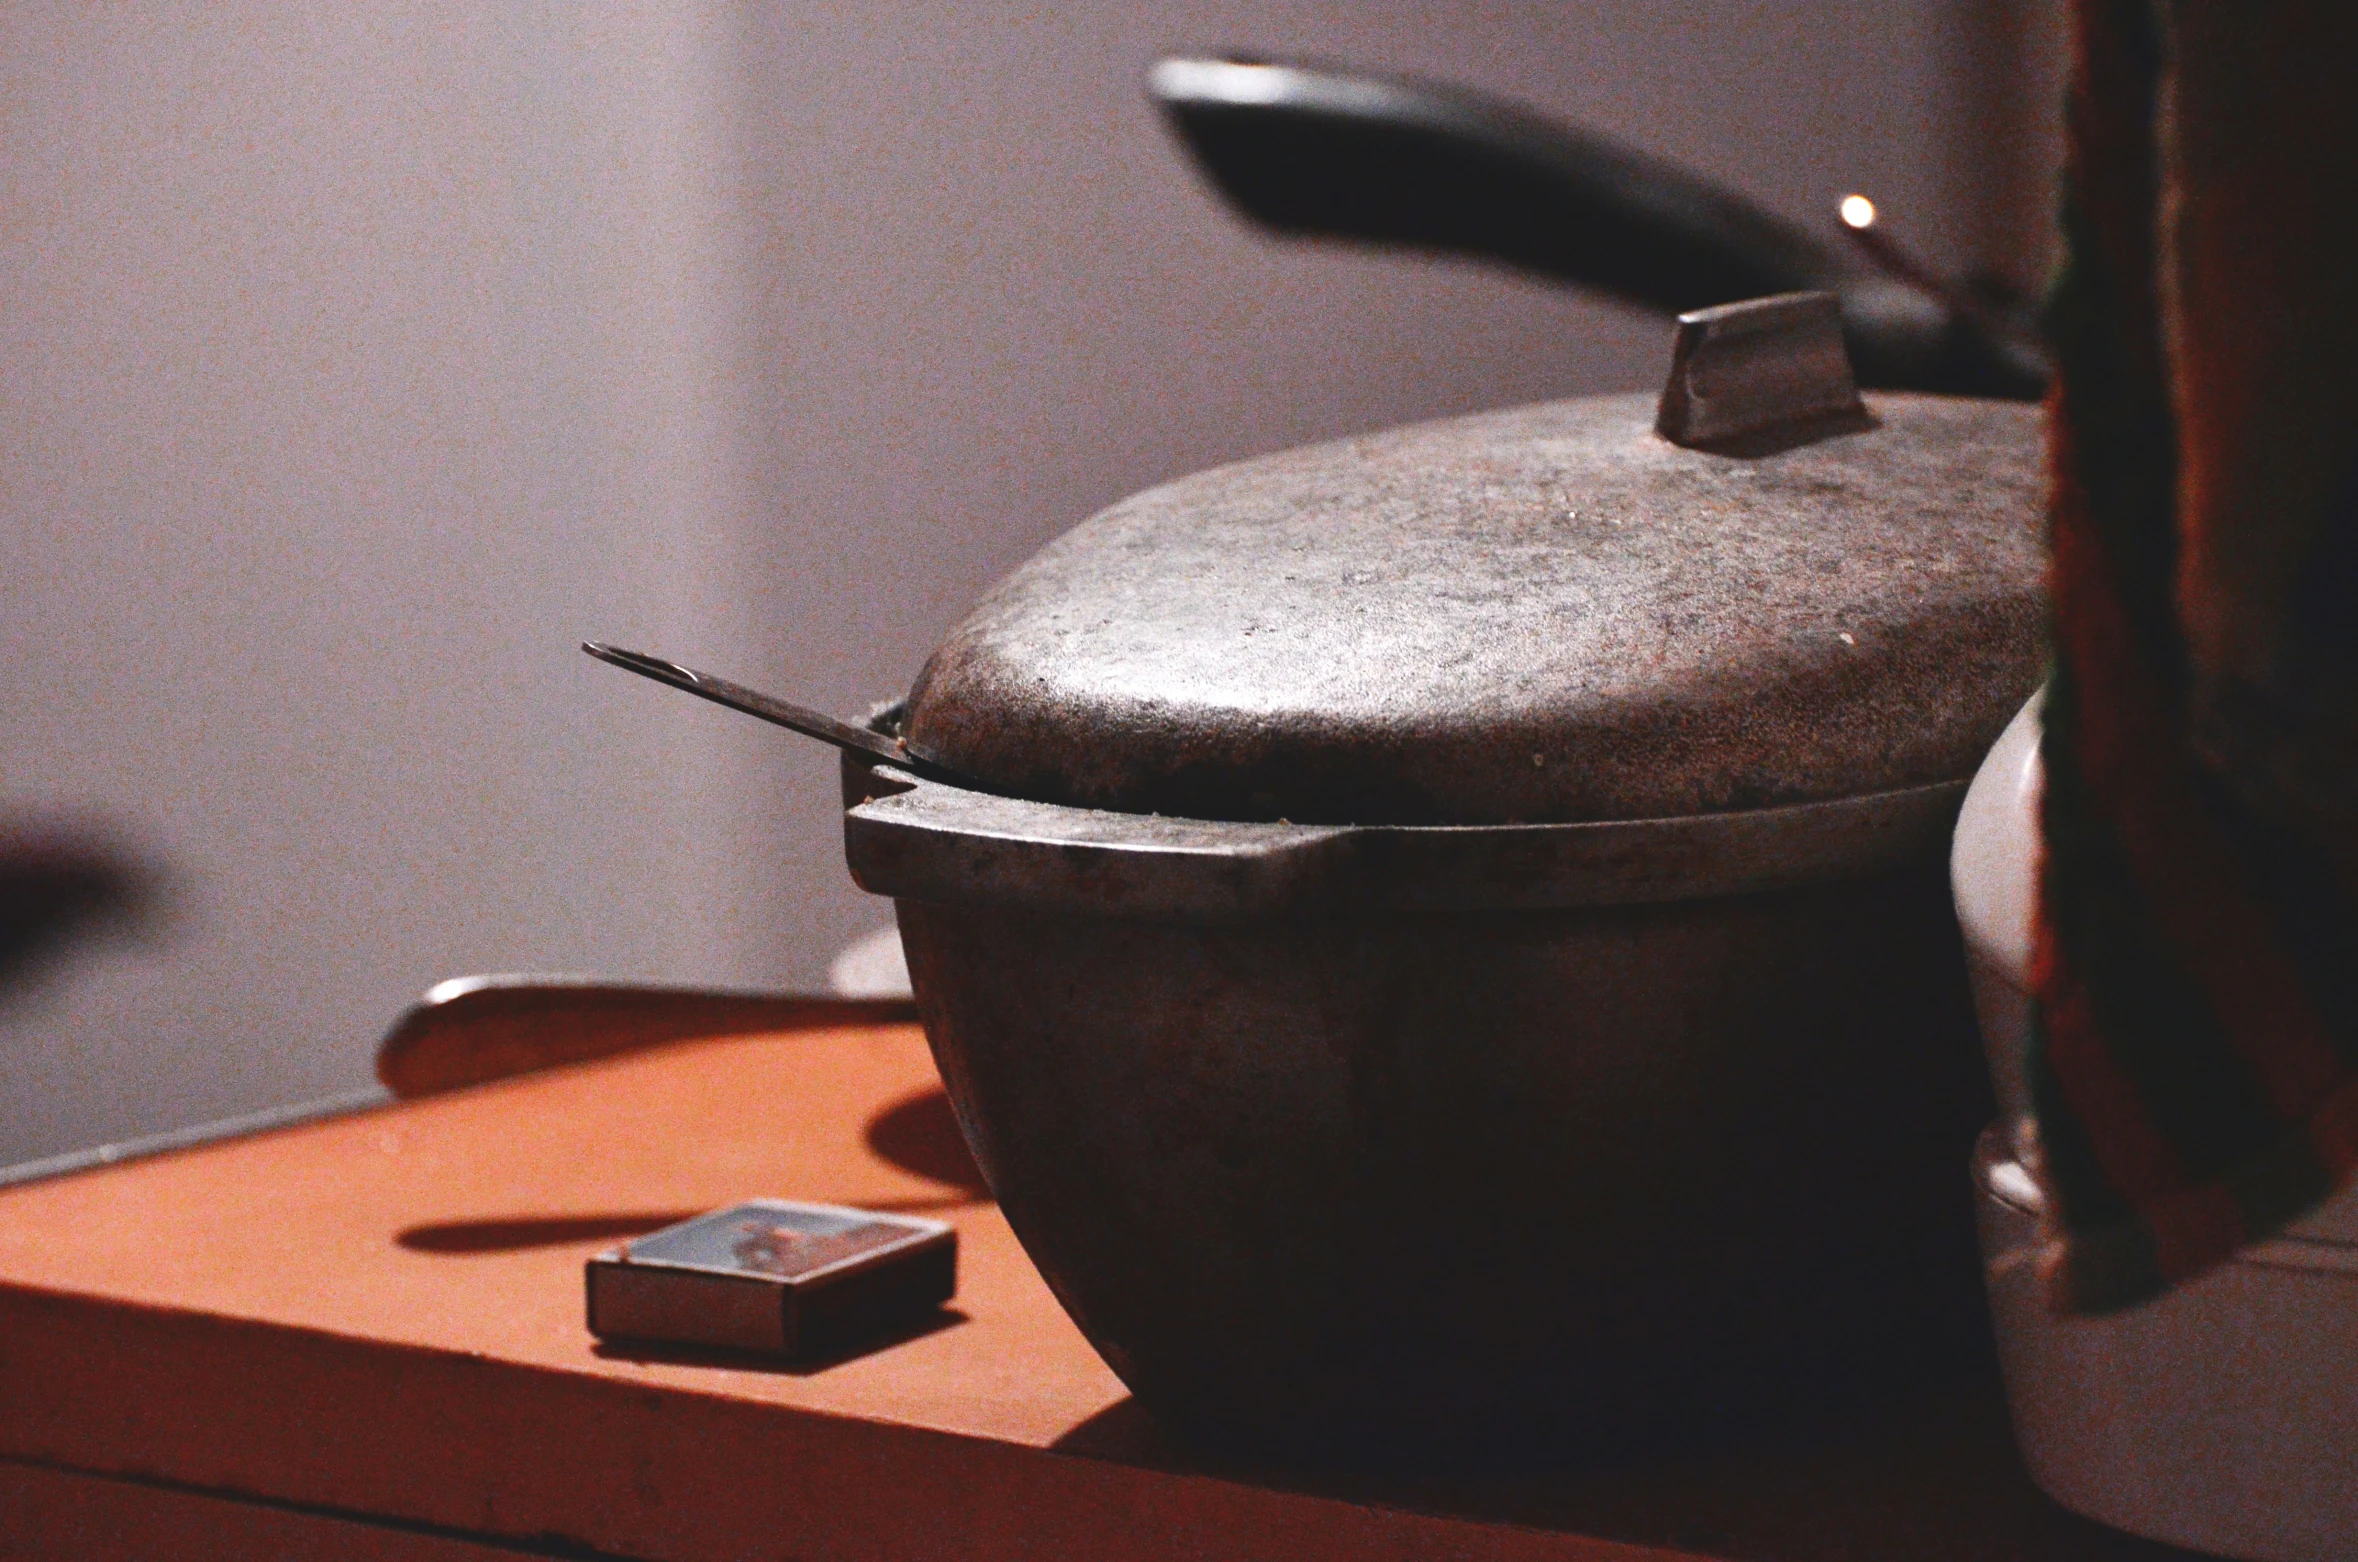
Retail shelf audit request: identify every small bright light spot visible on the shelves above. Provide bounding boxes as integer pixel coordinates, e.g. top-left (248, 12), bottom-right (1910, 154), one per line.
top-left (1839, 194), bottom-right (1878, 230)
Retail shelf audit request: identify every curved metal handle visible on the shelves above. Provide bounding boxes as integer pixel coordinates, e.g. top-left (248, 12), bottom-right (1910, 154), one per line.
top-left (375, 974), bottom-right (916, 1099)
top-left (1149, 57), bottom-right (2047, 400)
top-left (1151, 57), bottom-right (1845, 315)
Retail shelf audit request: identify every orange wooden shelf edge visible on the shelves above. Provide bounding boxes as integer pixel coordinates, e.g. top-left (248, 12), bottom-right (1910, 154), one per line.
top-left (0, 1021), bottom-right (2188, 1561)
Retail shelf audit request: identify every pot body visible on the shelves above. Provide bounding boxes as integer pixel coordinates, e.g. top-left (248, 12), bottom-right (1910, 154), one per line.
top-left (852, 765), bottom-right (1996, 1460)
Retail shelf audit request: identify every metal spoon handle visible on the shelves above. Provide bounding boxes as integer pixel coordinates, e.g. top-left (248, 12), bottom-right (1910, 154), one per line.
top-left (582, 642), bottom-right (962, 784)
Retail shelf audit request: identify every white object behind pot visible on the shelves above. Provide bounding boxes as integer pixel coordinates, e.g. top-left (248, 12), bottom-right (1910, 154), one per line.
top-left (826, 924), bottom-right (913, 1002)
top-left (1953, 691), bottom-right (2358, 1562)
top-left (1953, 691), bottom-right (2044, 1127)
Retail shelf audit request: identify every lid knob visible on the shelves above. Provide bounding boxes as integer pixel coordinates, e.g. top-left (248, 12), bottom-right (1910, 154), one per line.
top-left (1654, 291), bottom-right (1864, 449)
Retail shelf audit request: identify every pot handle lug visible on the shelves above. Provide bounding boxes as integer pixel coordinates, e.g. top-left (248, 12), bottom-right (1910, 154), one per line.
top-left (846, 769), bottom-right (1355, 920)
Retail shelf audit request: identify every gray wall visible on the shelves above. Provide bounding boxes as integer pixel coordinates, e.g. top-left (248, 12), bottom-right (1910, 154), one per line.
top-left (0, 3), bottom-right (2061, 1162)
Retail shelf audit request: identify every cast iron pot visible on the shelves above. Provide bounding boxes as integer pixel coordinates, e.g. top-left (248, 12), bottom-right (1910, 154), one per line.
top-left (845, 301), bottom-right (2045, 1461)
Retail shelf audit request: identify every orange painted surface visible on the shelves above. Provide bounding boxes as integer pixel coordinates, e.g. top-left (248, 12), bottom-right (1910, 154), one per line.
top-left (0, 1022), bottom-right (2179, 1560)
top-left (0, 1025), bottom-right (1675, 1560)
top-left (0, 1025), bottom-right (1120, 1449)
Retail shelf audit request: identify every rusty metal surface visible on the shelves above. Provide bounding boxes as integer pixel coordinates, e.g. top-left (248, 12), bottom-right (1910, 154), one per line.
top-left (845, 763), bottom-right (1967, 918)
top-left (904, 390), bottom-right (2045, 826)
top-left (842, 382), bottom-right (2042, 1462)
top-left (849, 732), bottom-right (2000, 1458)
top-left (895, 860), bottom-right (1998, 1462)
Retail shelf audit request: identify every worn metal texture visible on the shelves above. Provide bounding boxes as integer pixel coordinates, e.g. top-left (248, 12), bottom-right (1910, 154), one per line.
top-left (845, 763), bottom-right (1968, 919)
top-left (903, 390), bottom-right (2044, 826)
top-left (895, 860), bottom-right (1998, 1462)
top-left (1654, 292), bottom-right (1863, 449)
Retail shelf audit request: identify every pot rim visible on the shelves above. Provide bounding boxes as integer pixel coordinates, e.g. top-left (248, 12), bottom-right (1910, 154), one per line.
top-left (844, 759), bottom-right (1964, 919)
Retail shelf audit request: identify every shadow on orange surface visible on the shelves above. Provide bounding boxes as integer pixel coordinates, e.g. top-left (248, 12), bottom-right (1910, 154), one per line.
top-left (1050, 1396), bottom-right (1183, 1463)
top-left (396, 1212), bottom-right (704, 1254)
top-left (865, 1086), bottom-right (989, 1194)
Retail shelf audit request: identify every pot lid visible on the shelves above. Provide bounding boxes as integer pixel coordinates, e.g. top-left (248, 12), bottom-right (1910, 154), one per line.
top-left (903, 296), bottom-right (2045, 826)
